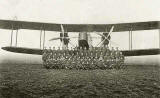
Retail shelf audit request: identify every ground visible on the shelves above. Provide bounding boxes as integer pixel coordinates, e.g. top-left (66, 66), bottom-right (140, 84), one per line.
top-left (0, 64), bottom-right (160, 98)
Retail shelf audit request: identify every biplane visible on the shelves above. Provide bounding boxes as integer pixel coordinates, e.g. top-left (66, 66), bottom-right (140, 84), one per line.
top-left (0, 19), bottom-right (160, 56)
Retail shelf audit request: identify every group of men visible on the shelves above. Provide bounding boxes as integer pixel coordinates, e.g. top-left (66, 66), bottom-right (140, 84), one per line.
top-left (42, 46), bottom-right (125, 70)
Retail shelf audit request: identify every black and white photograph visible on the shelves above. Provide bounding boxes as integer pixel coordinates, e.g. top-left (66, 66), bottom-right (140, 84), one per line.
top-left (0, 0), bottom-right (160, 98)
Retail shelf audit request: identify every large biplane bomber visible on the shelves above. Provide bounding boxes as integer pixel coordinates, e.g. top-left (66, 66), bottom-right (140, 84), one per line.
top-left (0, 19), bottom-right (160, 69)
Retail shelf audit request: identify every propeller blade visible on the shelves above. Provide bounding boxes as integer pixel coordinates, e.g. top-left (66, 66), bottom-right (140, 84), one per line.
top-left (49, 36), bottom-right (77, 41)
top-left (94, 26), bottom-right (118, 46)
top-left (96, 41), bottom-right (102, 47)
top-left (92, 37), bottom-right (101, 39)
top-left (106, 26), bottom-right (114, 38)
top-left (69, 37), bottom-right (78, 39)
top-left (49, 37), bottom-right (61, 41)
top-left (60, 24), bottom-right (65, 33)
top-left (105, 37), bottom-right (119, 46)
top-left (95, 32), bottom-right (105, 38)
top-left (97, 34), bottom-right (118, 46)
top-left (109, 26), bottom-right (114, 33)
top-left (96, 26), bottom-right (114, 41)
top-left (69, 42), bottom-right (76, 47)
top-left (96, 39), bottom-right (105, 47)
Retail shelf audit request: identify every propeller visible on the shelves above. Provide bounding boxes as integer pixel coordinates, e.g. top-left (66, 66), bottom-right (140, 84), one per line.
top-left (96, 38), bottom-right (106, 47)
top-left (94, 26), bottom-right (118, 46)
top-left (69, 42), bottom-right (76, 47)
top-left (49, 37), bottom-right (61, 41)
top-left (49, 36), bottom-right (77, 41)
top-left (97, 26), bottom-right (114, 39)
top-left (87, 33), bottom-right (93, 48)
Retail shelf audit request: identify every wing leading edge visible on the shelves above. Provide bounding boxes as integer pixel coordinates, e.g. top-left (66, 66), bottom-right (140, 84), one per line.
top-left (1, 46), bottom-right (160, 56)
top-left (1, 47), bottom-right (43, 55)
top-left (0, 19), bottom-right (160, 32)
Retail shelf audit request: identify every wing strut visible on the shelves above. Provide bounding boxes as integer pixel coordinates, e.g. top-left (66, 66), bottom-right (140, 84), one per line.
top-left (129, 28), bottom-right (133, 50)
top-left (40, 29), bottom-right (42, 49)
top-left (43, 28), bottom-right (46, 49)
top-left (15, 29), bottom-right (18, 46)
top-left (10, 24), bottom-right (19, 47)
top-left (39, 25), bottom-right (46, 49)
top-left (159, 29), bottom-right (160, 48)
top-left (10, 25), bottom-right (13, 46)
top-left (39, 25), bottom-right (44, 49)
top-left (60, 24), bottom-right (68, 49)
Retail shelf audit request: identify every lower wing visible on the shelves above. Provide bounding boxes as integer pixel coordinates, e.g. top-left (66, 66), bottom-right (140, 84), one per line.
top-left (1, 46), bottom-right (43, 55)
top-left (121, 48), bottom-right (160, 56)
top-left (1, 46), bottom-right (160, 56)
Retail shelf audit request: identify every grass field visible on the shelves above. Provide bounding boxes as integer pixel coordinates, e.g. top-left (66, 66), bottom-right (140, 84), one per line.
top-left (0, 64), bottom-right (160, 98)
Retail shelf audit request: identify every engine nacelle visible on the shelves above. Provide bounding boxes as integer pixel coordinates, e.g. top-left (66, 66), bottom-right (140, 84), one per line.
top-left (101, 33), bottom-right (111, 46)
top-left (60, 33), bottom-right (69, 46)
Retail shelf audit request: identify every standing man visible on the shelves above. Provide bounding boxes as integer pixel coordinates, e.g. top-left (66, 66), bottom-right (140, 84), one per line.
top-left (115, 47), bottom-right (121, 69)
top-left (110, 47), bottom-right (116, 69)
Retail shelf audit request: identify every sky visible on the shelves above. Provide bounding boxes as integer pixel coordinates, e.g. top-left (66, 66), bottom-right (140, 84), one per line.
top-left (0, 0), bottom-right (160, 64)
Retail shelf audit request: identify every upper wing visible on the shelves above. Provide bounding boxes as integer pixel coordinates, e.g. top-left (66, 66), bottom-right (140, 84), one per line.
top-left (0, 19), bottom-right (160, 32)
top-left (0, 19), bottom-right (61, 31)
top-left (65, 21), bottom-right (160, 32)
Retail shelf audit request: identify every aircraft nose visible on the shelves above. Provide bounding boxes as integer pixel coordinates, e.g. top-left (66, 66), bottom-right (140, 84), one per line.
top-left (1, 47), bottom-right (8, 50)
top-left (1, 47), bottom-right (5, 50)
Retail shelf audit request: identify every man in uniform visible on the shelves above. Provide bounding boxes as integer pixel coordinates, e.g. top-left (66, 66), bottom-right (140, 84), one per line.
top-left (42, 47), bottom-right (47, 61)
top-left (48, 47), bottom-right (52, 59)
top-left (77, 56), bottom-right (81, 70)
top-left (42, 47), bottom-right (47, 54)
top-left (74, 47), bottom-right (78, 55)
top-left (99, 52), bottom-right (103, 61)
top-left (56, 47), bottom-right (60, 58)
top-left (102, 46), bottom-right (107, 57)
top-left (80, 52), bottom-right (84, 58)
top-left (83, 47), bottom-right (87, 57)
top-left (105, 46), bottom-right (110, 56)
top-left (111, 47), bottom-right (115, 55)
top-left (115, 47), bottom-right (121, 69)
top-left (66, 47), bottom-right (70, 57)
top-left (80, 57), bottom-right (85, 70)
top-left (94, 53), bottom-right (99, 69)
top-left (61, 47), bottom-right (65, 58)
top-left (99, 52), bottom-right (105, 69)
top-left (46, 47), bottom-right (52, 68)
top-left (70, 47), bottom-right (74, 56)
top-left (103, 54), bottom-right (109, 69)
top-left (87, 57), bottom-right (92, 69)
top-left (60, 53), bottom-right (65, 69)
top-left (100, 47), bottom-right (103, 55)
top-left (95, 47), bottom-right (100, 58)
top-left (92, 47), bottom-right (96, 58)
top-left (65, 57), bottom-right (70, 69)
top-left (119, 52), bottom-right (125, 69)
top-left (71, 54), bottom-right (76, 69)
top-left (90, 47), bottom-right (94, 57)
top-left (42, 47), bottom-right (48, 68)
top-left (90, 53), bottom-right (94, 59)
top-left (110, 47), bottom-right (116, 69)
top-left (90, 60), bottom-right (95, 70)
top-left (86, 60), bottom-right (90, 70)
top-left (51, 47), bottom-right (55, 60)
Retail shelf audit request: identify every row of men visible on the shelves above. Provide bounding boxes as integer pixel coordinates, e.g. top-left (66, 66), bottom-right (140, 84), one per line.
top-left (42, 46), bottom-right (125, 70)
top-left (43, 55), bottom-right (125, 70)
top-left (43, 46), bottom-right (121, 59)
